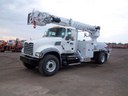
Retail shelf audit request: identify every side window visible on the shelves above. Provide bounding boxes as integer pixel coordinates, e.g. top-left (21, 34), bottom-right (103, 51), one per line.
top-left (65, 29), bottom-right (74, 41)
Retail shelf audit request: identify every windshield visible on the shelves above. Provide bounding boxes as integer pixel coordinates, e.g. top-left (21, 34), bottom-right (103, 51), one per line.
top-left (46, 27), bottom-right (66, 38)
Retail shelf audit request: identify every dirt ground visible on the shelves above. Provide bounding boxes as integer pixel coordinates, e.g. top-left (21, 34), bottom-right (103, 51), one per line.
top-left (0, 49), bottom-right (128, 96)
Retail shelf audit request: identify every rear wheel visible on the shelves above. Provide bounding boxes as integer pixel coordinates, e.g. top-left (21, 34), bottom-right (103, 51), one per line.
top-left (95, 52), bottom-right (107, 64)
top-left (39, 55), bottom-right (59, 76)
top-left (23, 62), bottom-right (36, 69)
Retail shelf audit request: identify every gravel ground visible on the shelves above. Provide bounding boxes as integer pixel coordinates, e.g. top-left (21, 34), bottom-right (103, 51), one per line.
top-left (0, 49), bottom-right (128, 96)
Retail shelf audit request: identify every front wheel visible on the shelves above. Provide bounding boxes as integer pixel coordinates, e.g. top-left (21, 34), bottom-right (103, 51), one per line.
top-left (39, 55), bottom-right (59, 76)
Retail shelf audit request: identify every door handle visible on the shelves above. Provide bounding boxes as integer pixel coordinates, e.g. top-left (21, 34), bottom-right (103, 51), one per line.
top-left (70, 42), bottom-right (73, 45)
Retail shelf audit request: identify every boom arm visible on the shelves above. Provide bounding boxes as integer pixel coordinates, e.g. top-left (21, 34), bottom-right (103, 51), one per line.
top-left (28, 10), bottom-right (100, 40)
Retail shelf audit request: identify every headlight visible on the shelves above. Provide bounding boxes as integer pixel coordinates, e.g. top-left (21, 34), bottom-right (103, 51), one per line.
top-left (35, 52), bottom-right (42, 57)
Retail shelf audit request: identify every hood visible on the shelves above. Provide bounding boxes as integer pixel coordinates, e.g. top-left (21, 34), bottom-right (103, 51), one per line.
top-left (26, 37), bottom-right (62, 49)
top-left (27, 37), bottom-right (62, 44)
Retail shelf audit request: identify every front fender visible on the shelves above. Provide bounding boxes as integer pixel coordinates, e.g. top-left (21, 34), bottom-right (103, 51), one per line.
top-left (34, 45), bottom-right (62, 67)
top-left (35, 45), bottom-right (60, 58)
top-left (41, 48), bottom-right (60, 58)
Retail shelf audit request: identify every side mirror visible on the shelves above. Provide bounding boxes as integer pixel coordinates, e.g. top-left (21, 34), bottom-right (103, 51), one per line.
top-left (65, 35), bottom-right (74, 41)
top-left (42, 31), bottom-right (47, 37)
top-left (65, 35), bottom-right (71, 40)
top-left (42, 35), bottom-right (46, 37)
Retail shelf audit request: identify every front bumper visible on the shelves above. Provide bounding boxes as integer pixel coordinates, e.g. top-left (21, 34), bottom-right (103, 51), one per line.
top-left (20, 55), bottom-right (39, 65)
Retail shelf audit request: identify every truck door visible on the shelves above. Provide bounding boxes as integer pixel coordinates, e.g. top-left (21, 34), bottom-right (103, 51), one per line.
top-left (62, 28), bottom-right (77, 53)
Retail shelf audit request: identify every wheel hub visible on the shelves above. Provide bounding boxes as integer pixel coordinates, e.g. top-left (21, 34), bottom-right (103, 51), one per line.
top-left (101, 55), bottom-right (105, 63)
top-left (46, 60), bottom-right (56, 72)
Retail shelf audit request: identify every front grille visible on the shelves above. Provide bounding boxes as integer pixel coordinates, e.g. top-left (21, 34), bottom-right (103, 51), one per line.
top-left (24, 42), bottom-right (33, 55)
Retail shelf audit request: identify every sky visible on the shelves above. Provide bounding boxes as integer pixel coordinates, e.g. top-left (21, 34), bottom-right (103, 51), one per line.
top-left (0, 0), bottom-right (128, 43)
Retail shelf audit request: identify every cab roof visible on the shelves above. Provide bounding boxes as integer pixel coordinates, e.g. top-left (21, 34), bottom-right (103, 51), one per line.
top-left (51, 26), bottom-right (76, 30)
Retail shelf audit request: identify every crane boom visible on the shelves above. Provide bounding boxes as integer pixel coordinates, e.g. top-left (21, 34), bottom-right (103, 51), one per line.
top-left (28, 10), bottom-right (100, 40)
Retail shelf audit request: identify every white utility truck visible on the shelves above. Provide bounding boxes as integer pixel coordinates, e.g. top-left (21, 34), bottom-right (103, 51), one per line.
top-left (20, 10), bottom-right (111, 76)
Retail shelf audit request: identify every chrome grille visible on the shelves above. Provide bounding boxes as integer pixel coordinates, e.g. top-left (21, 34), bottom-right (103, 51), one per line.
top-left (24, 42), bottom-right (33, 55)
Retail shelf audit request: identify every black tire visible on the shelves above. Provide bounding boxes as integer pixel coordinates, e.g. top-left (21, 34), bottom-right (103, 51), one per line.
top-left (23, 62), bottom-right (36, 69)
top-left (95, 52), bottom-right (107, 64)
top-left (39, 55), bottom-right (59, 76)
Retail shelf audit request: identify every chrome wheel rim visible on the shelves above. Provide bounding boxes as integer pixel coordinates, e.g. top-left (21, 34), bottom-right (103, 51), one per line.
top-left (101, 55), bottom-right (105, 63)
top-left (46, 60), bottom-right (56, 72)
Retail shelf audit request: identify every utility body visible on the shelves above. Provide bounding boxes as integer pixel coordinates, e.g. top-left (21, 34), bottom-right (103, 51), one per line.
top-left (20, 10), bottom-right (111, 76)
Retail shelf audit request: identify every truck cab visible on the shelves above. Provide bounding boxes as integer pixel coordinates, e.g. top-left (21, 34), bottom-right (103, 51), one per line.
top-left (22, 26), bottom-right (78, 57)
